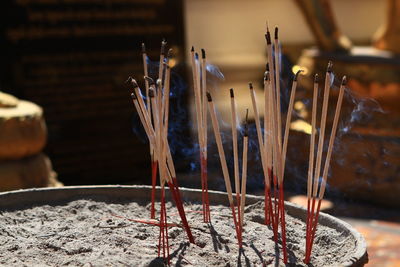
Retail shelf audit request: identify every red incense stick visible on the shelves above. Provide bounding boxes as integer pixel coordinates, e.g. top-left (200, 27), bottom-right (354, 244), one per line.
top-left (279, 184), bottom-right (288, 263)
top-left (167, 178), bottom-right (195, 244)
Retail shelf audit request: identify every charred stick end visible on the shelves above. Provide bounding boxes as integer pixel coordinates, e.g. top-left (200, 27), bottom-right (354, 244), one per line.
top-left (293, 69), bottom-right (303, 81)
top-left (144, 76), bottom-right (155, 85)
top-left (141, 43), bottom-right (146, 54)
top-left (248, 82), bottom-right (253, 90)
top-left (314, 73), bottom-right (319, 84)
top-left (130, 78), bottom-right (139, 89)
top-left (274, 27), bottom-right (279, 40)
top-left (266, 63), bottom-right (269, 71)
top-left (230, 88), bottom-right (234, 98)
top-left (264, 71), bottom-right (270, 81)
top-left (206, 92), bottom-right (212, 102)
top-left (265, 31), bottom-right (271, 45)
top-left (149, 88), bottom-right (155, 98)
top-left (342, 76), bottom-right (347, 85)
top-left (201, 48), bottom-right (206, 59)
top-left (195, 52), bottom-right (199, 60)
top-left (327, 61), bottom-right (333, 73)
top-left (167, 48), bottom-right (173, 59)
top-left (191, 46), bottom-right (194, 52)
top-left (160, 39), bottom-right (167, 55)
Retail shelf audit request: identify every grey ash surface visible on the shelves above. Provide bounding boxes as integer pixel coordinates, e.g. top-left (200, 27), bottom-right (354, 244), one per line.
top-left (0, 199), bottom-right (356, 266)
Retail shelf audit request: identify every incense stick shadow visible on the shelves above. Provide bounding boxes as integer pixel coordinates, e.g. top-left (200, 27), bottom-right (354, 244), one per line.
top-left (286, 245), bottom-right (304, 266)
top-left (249, 243), bottom-right (264, 265)
top-left (169, 242), bottom-right (189, 267)
top-left (274, 243), bottom-right (280, 267)
top-left (237, 247), bottom-right (251, 267)
top-left (208, 223), bottom-right (230, 253)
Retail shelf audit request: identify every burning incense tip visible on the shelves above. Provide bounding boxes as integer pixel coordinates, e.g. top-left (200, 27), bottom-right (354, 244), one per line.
top-left (130, 92), bottom-right (137, 100)
top-left (144, 76), bottom-right (155, 85)
top-left (230, 88), bottom-right (234, 98)
top-left (248, 82), bottom-right (253, 90)
top-left (265, 31), bottom-right (272, 45)
top-left (141, 43), bottom-right (146, 53)
top-left (274, 27), bottom-right (279, 40)
top-left (156, 79), bottom-right (162, 87)
top-left (191, 46), bottom-right (194, 52)
top-left (314, 73), bottom-right (319, 83)
top-left (327, 61), bottom-right (333, 73)
top-left (201, 49), bottom-right (206, 59)
top-left (342, 76), bottom-right (347, 85)
top-left (294, 69), bottom-right (303, 81)
top-left (206, 92), bottom-right (212, 102)
top-left (148, 88), bottom-right (155, 98)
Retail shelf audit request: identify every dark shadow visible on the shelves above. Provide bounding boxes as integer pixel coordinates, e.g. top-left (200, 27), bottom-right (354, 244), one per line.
top-left (147, 257), bottom-right (165, 267)
top-left (169, 242), bottom-right (189, 267)
top-left (237, 247), bottom-right (251, 267)
top-left (249, 243), bottom-right (264, 265)
top-left (208, 223), bottom-right (230, 253)
top-left (274, 243), bottom-right (281, 267)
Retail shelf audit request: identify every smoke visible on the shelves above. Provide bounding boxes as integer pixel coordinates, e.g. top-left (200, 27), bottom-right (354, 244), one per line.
top-left (131, 51), bottom-right (390, 203)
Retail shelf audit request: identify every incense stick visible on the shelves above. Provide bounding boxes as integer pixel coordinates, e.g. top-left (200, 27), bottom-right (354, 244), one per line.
top-left (306, 74), bottom-right (319, 256)
top-left (281, 70), bottom-right (302, 178)
top-left (240, 109), bottom-right (249, 230)
top-left (305, 76), bottom-right (346, 263)
top-left (201, 48), bottom-right (210, 222)
top-left (207, 92), bottom-right (241, 246)
top-left (274, 27), bottom-right (283, 169)
top-left (230, 88), bottom-right (241, 209)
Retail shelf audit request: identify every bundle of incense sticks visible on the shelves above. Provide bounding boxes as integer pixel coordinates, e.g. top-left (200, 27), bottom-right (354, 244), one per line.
top-left (190, 47), bottom-right (211, 223)
top-left (206, 90), bottom-right (248, 248)
top-left (304, 64), bottom-right (346, 263)
top-left (246, 26), bottom-right (303, 263)
top-left (127, 43), bottom-right (195, 263)
top-left (141, 41), bottom-right (166, 219)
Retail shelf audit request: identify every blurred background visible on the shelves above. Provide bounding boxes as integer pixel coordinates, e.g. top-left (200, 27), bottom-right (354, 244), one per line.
top-left (0, 0), bottom-right (399, 265)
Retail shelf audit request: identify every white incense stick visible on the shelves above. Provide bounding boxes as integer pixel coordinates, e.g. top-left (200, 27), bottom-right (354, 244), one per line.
top-left (281, 70), bottom-right (302, 178)
top-left (230, 88), bottom-right (240, 198)
top-left (240, 110), bottom-right (249, 228)
top-left (307, 74), bottom-right (319, 200)
top-left (206, 92), bottom-right (235, 205)
top-left (249, 83), bottom-right (267, 181)
top-left (318, 77), bottom-right (346, 199)
top-left (313, 62), bottom-right (333, 197)
top-left (201, 49), bottom-right (208, 158)
top-left (274, 27), bottom-right (283, 159)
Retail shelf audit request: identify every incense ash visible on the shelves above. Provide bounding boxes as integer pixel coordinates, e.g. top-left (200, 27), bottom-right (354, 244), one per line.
top-left (0, 199), bottom-right (357, 266)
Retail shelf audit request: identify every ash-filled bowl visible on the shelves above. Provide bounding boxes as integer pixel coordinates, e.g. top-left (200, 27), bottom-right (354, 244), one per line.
top-left (0, 185), bottom-right (368, 266)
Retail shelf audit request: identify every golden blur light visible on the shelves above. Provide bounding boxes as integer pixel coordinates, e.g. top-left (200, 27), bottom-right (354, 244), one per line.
top-left (294, 100), bottom-right (308, 118)
top-left (292, 65), bottom-right (308, 75)
top-left (168, 58), bottom-right (177, 68)
top-left (290, 119), bottom-right (312, 135)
